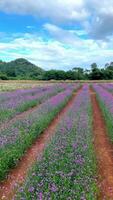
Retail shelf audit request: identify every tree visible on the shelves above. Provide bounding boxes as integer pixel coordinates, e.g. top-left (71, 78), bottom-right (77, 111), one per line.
top-left (104, 62), bottom-right (113, 79)
top-left (43, 70), bottom-right (67, 80)
top-left (72, 67), bottom-right (85, 80)
top-left (66, 70), bottom-right (75, 80)
top-left (0, 73), bottom-right (8, 80)
top-left (90, 63), bottom-right (103, 80)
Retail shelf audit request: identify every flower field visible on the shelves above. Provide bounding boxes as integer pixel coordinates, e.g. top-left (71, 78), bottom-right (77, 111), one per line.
top-left (15, 85), bottom-right (98, 200)
top-left (0, 83), bottom-right (71, 124)
top-left (1, 82), bottom-right (113, 199)
top-left (92, 83), bottom-right (113, 147)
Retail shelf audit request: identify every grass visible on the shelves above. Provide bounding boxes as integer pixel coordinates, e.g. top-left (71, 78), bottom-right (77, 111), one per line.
top-left (0, 86), bottom-right (65, 123)
top-left (16, 99), bottom-right (38, 112)
top-left (92, 84), bottom-right (113, 142)
top-left (0, 92), bottom-right (73, 181)
top-left (15, 85), bottom-right (98, 200)
top-left (95, 94), bottom-right (113, 142)
top-left (0, 109), bottom-right (14, 123)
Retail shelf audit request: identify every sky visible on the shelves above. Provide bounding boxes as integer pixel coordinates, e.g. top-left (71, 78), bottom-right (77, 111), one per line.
top-left (0, 0), bottom-right (113, 70)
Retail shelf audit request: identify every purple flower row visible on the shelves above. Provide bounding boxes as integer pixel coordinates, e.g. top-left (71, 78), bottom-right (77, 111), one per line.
top-left (0, 84), bottom-right (68, 109)
top-left (15, 84), bottom-right (97, 199)
top-left (92, 83), bottom-right (113, 115)
top-left (100, 83), bottom-right (113, 93)
top-left (0, 85), bottom-right (77, 149)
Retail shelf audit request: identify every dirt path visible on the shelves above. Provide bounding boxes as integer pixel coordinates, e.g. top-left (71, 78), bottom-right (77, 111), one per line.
top-left (90, 87), bottom-right (113, 199)
top-left (0, 87), bottom-right (82, 200)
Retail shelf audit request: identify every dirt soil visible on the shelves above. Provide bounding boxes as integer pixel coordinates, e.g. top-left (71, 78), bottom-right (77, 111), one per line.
top-left (0, 88), bottom-right (82, 200)
top-left (90, 88), bottom-right (113, 200)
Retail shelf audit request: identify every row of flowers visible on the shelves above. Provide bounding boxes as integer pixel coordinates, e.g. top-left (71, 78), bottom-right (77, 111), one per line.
top-left (92, 83), bottom-right (113, 142)
top-left (0, 83), bottom-right (75, 124)
top-left (0, 85), bottom-right (78, 181)
top-left (100, 83), bottom-right (113, 93)
top-left (0, 83), bottom-right (69, 108)
top-left (15, 84), bottom-right (98, 200)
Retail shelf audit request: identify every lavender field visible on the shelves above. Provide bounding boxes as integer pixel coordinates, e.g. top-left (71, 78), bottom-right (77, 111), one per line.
top-left (1, 81), bottom-right (113, 199)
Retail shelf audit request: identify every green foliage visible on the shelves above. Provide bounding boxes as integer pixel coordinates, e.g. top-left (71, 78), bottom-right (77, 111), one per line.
top-left (0, 109), bottom-right (14, 123)
top-left (0, 96), bottom-right (72, 181)
top-left (0, 72), bottom-right (8, 80)
top-left (43, 68), bottom-right (87, 80)
top-left (16, 100), bottom-right (38, 113)
top-left (96, 95), bottom-right (113, 142)
top-left (0, 58), bottom-right (44, 80)
top-left (43, 70), bottom-right (67, 80)
top-left (15, 97), bottom-right (98, 199)
top-left (89, 63), bottom-right (103, 80)
top-left (1, 58), bottom-right (113, 80)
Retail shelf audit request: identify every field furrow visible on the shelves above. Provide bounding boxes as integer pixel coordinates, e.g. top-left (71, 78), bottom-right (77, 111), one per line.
top-left (0, 84), bottom-right (80, 182)
top-left (0, 82), bottom-right (113, 200)
top-left (0, 84), bottom-right (79, 131)
top-left (13, 84), bottom-right (98, 200)
top-left (90, 87), bottom-right (113, 199)
top-left (0, 85), bottom-right (82, 199)
top-left (92, 84), bottom-right (113, 142)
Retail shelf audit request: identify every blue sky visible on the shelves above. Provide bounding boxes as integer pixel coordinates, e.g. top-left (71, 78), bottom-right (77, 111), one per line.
top-left (0, 0), bottom-right (113, 70)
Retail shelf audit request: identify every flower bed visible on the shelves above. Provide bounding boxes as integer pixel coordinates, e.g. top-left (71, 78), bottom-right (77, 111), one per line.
top-left (15, 85), bottom-right (98, 200)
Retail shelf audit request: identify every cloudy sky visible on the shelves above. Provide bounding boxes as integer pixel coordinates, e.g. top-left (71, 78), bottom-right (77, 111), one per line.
top-left (0, 0), bottom-right (113, 70)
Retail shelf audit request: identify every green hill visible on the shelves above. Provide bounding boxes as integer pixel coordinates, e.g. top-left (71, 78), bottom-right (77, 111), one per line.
top-left (0, 58), bottom-right (44, 80)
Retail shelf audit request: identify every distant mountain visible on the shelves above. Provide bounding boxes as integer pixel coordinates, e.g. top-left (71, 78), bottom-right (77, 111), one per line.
top-left (0, 58), bottom-right (45, 80)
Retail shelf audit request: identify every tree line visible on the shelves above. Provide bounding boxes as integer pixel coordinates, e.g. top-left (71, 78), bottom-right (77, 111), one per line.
top-left (0, 58), bottom-right (113, 80)
top-left (42, 62), bottom-right (113, 80)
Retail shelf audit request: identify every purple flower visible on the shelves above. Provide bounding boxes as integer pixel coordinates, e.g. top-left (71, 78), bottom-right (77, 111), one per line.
top-left (50, 183), bottom-right (58, 192)
top-left (72, 143), bottom-right (78, 149)
top-left (39, 192), bottom-right (43, 200)
top-left (28, 186), bottom-right (34, 193)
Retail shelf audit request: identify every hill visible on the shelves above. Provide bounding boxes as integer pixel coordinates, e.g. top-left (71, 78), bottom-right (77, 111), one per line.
top-left (0, 58), bottom-right (44, 80)
top-left (1, 59), bottom-right (113, 80)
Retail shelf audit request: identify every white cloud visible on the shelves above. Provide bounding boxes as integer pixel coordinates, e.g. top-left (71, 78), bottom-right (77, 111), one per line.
top-left (1, 1), bottom-right (113, 67)
top-left (1, 0), bottom-right (113, 39)
top-left (0, 0), bottom-right (88, 23)
top-left (26, 25), bottom-right (35, 29)
top-left (0, 32), bottom-right (113, 70)
top-left (43, 23), bottom-right (83, 47)
top-left (84, 0), bottom-right (113, 39)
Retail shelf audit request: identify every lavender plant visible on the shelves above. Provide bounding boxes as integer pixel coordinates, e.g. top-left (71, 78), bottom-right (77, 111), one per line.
top-left (0, 86), bottom-right (77, 180)
top-left (101, 83), bottom-right (113, 93)
top-left (15, 85), bottom-right (98, 200)
top-left (92, 84), bottom-right (113, 142)
top-left (0, 83), bottom-right (71, 123)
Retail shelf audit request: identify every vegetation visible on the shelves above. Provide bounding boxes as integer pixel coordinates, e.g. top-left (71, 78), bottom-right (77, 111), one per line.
top-left (1, 58), bottom-right (113, 80)
top-left (0, 84), bottom-right (66, 123)
top-left (1, 82), bottom-right (113, 199)
top-left (15, 85), bottom-right (98, 200)
top-left (0, 88), bottom-right (75, 180)
top-left (92, 84), bottom-right (113, 142)
top-left (0, 58), bottom-right (44, 80)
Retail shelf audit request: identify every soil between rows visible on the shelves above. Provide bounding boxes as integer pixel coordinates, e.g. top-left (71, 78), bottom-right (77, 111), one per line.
top-left (0, 88), bottom-right (82, 200)
top-left (90, 88), bottom-right (113, 199)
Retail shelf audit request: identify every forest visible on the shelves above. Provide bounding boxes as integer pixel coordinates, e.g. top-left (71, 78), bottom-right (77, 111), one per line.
top-left (0, 58), bottom-right (113, 80)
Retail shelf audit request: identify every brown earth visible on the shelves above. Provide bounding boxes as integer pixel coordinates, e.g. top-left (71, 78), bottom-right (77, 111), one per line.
top-left (0, 87), bottom-right (82, 200)
top-left (90, 87), bottom-right (113, 200)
